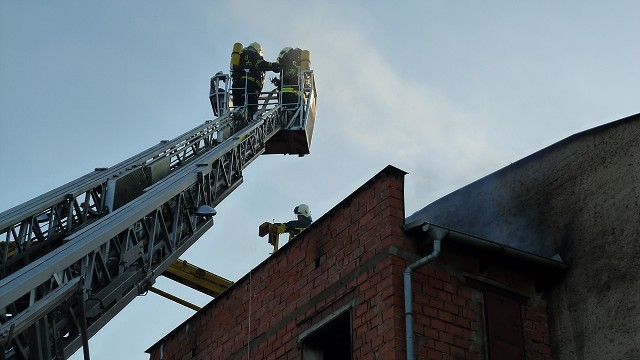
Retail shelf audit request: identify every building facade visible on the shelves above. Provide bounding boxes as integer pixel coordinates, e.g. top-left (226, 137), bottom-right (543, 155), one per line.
top-left (149, 113), bottom-right (639, 359)
top-left (408, 113), bottom-right (640, 359)
top-left (147, 166), bottom-right (562, 360)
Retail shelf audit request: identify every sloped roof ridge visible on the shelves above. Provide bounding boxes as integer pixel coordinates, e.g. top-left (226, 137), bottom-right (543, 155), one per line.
top-left (407, 112), bottom-right (639, 223)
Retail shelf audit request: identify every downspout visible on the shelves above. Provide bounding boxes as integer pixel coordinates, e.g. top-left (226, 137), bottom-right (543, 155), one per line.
top-left (404, 225), bottom-right (446, 360)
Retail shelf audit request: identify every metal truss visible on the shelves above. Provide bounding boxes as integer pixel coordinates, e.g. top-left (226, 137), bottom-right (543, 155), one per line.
top-left (0, 113), bottom-right (236, 279)
top-left (0, 107), bottom-right (285, 359)
top-left (0, 67), bottom-right (317, 359)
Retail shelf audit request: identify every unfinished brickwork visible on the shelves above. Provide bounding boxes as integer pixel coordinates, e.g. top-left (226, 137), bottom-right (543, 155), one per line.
top-left (407, 113), bottom-right (640, 358)
top-left (147, 166), bottom-right (554, 360)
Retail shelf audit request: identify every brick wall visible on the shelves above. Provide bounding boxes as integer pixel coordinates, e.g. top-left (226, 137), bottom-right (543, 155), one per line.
top-left (147, 166), bottom-right (553, 360)
top-left (406, 114), bottom-right (640, 359)
top-left (405, 248), bottom-right (553, 360)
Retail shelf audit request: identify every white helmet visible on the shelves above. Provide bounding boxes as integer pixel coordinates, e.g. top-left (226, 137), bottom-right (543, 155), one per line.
top-left (248, 42), bottom-right (263, 56)
top-left (294, 204), bottom-right (311, 217)
top-left (277, 47), bottom-right (293, 62)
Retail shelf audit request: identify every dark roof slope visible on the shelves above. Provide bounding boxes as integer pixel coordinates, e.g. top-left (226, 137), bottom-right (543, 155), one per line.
top-left (406, 112), bottom-right (640, 258)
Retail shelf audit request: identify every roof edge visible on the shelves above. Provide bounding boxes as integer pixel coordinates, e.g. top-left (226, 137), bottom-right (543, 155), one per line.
top-left (404, 221), bottom-right (567, 275)
top-left (147, 165), bottom-right (407, 353)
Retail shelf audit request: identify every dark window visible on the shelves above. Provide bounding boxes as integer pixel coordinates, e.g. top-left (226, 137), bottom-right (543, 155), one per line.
top-left (302, 311), bottom-right (351, 360)
top-left (484, 291), bottom-right (525, 360)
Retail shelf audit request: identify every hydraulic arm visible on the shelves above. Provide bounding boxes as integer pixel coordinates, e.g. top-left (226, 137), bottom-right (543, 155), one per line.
top-left (0, 68), bottom-right (317, 359)
top-left (163, 260), bottom-right (233, 298)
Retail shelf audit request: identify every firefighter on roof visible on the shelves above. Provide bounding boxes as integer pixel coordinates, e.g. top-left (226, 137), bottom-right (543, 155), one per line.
top-left (285, 203), bottom-right (312, 235)
top-left (259, 204), bottom-right (313, 252)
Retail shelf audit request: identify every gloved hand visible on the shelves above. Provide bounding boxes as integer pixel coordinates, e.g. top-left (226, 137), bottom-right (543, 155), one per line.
top-left (271, 62), bottom-right (281, 72)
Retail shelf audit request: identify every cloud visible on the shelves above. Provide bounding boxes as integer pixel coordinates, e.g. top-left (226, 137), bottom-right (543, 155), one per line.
top-left (307, 32), bottom-right (507, 192)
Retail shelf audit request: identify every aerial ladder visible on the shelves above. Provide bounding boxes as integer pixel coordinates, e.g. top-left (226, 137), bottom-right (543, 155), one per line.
top-left (0, 48), bottom-right (317, 359)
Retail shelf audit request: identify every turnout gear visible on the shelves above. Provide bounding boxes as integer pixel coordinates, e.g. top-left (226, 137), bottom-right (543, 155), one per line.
top-left (240, 45), bottom-right (278, 89)
top-left (276, 47), bottom-right (303, 109)
top-left (279, 47), bottom-right (302, 86)
top-left (230, 42), bottom-right (279, 119)
top-left (286, 204), bottom-right (312, 234)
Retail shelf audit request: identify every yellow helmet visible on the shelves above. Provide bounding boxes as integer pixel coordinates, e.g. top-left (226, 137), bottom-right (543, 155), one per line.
top-left (248, 42), bottom-right (263, 56)
top-left (277, 47), bottom-right (293, 62)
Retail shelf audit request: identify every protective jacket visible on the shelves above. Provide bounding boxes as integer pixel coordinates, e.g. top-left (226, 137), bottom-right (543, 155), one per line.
top-left (279, 48), bottom-right (302, 88)
top-left (240, 47), bottom-right (279, 90)
top-left (285, 215), bottom-right (312, 233)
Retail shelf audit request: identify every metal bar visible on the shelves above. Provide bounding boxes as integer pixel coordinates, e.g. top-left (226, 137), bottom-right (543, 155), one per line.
top-left (0, 68), bottom-right (317, 359)
top-left (0, 114), bottom-right (235, 276)
top-left (0, 108), bottom-right (283, 359)
top-left (163, 260), bottom-right (233, 297)
top-left (149, 287), bottom-right (201, 311)
top-left (0, 278), bottom-right (80, 346)
top-left (75, 292), bottom-right (90, 360)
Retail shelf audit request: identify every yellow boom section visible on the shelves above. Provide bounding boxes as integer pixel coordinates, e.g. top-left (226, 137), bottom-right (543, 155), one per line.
top-left (163, 259), bottom-right (233, 297)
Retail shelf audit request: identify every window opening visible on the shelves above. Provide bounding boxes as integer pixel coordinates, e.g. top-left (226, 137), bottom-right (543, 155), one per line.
top-left (484, 291), bottom-right (525, 360)
top-left (301, 310), bottom-right (351, 360)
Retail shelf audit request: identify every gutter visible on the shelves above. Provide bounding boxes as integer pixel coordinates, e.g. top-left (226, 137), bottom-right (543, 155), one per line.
top-left (404, 224), bottom-right (447, 360)
top-left (404, 221), bottom-right (566, 275)
top-left (402, 221), bottom-right (566, 360)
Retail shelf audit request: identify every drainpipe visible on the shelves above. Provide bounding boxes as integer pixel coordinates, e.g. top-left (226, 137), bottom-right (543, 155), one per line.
top-left (404, 225), bottom-right (446, 360)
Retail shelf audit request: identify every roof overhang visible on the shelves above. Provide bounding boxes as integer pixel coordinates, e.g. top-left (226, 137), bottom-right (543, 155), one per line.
top-left (404, 221), bottom-right (566, 288)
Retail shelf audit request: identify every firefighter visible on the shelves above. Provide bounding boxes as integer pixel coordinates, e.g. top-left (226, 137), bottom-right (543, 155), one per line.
top-left (232, 42), bottom-right (280, 120)
top-left (274, 47), bottom-right (303, 110)
top-left (258, 204), bottom-right (312, 251)
top-left (285, 203), bottom-right (312, 236)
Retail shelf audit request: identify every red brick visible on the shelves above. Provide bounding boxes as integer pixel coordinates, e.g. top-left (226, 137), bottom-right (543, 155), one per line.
top-left (440, 331), bottom-right (455, 346)
top-left (444, 301), bottom-right (460, 315)
top-left (149, 168), bottom-right (553, 360)
top-left (430, 297), bottom-right (446, 311)
top-left (450, 345), bottom-right (466, 359)
top-left (434, 340), bottom-right (450, 353)
top-left (431, 318), bottom-right (447, 332)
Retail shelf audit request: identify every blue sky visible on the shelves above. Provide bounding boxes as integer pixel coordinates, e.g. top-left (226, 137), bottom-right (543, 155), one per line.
top-left (1, 2), bottom-right (638, 359)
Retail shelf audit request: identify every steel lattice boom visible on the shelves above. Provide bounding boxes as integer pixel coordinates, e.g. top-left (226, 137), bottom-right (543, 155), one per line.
top-left (0, 69), bottom-right (317, 359)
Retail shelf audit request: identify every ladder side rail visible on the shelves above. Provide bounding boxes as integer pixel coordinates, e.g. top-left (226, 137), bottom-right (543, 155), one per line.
top-left (284, 70), bottom-right (316, 130)
top-left (299, 70), bottom-right (317, 129)
top-left (0, 114), bottom-right (236, 277)
top-left (257, 89), bottom-right (280, 114)
top-left (0, 109), bottom-right (279, 306)
top-left (0, 114), bottom-right (235, 227)
top-left (305, 71), bottom-right (318, 130)
top-left (0, 107), bottom-right (283, 359)
top-left (209, 73), bottom-right (231, 118)
top-left (154, 116), bottom-right (233, 172)
top-left (0, 116), bottom-right (225, 224)
top-left (69, 108), bottom-right (283, 356)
